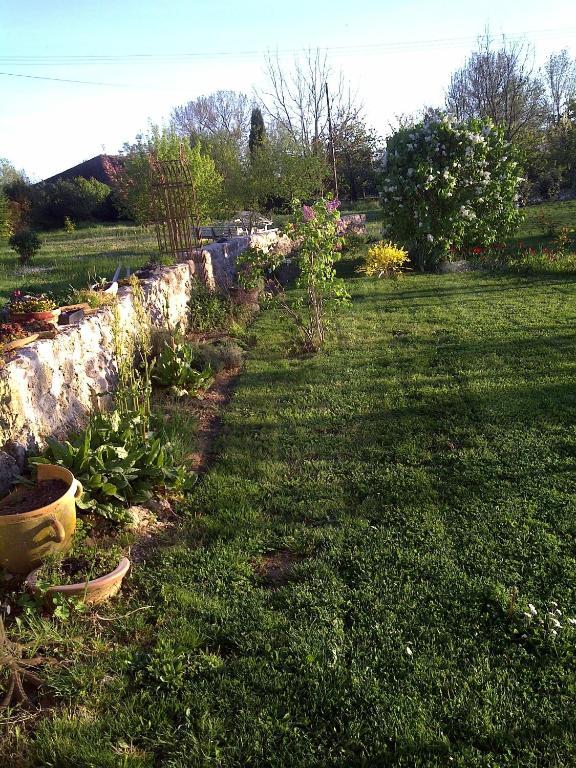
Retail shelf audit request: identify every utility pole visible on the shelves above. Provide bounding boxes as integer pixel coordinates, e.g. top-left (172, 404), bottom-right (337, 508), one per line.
top-left (325, 82), bottom-right (339, 200)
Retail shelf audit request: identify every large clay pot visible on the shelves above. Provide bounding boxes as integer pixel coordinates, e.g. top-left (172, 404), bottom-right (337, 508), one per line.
top-left (26, 557), bottom-right (131, 606)
top-left (0, 464), bottom-right (81, 574)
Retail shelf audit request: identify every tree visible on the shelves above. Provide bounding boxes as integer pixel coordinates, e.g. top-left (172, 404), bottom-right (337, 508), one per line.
top-left (544, 104), bottom-right (576, 193)
top-left (382, 115), bottom-right (524, 269)
top-left (108, 128), bottom-right (223, 224)
top-left (248, 107), bottom-right (266, 158)
top-left (170, 90), bottom-right (250, 145)
top-left (0, 191), bottom-right (11, 238)
top-left (445, 33), bottom-right (547, 141)
top-left (334, 120), bottom-right (383, 200)
top-left (39, 177), bottom-right (111, 225)
top-left (0, 158), bottom-right (27, 188)
top-left (261, 49), bottom-right (361, 155)
top-left (542, 50), bottom-right (576, 125)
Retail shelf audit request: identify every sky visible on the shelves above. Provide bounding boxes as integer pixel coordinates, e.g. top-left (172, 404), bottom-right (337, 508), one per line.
top-left (1, 0), bottom-right (575, 181)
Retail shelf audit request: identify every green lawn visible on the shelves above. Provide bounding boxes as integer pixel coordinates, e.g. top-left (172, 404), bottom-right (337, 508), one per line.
top-left (9, 267), bottom-right (576, 767)
top-left (0, 223), bottom-right (158, 307)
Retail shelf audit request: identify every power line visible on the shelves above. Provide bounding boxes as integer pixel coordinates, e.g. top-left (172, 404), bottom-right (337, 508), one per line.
top-left (1, 27), bottom-right (575, 66)
top-left (0, 70), bottom-right (137, 87)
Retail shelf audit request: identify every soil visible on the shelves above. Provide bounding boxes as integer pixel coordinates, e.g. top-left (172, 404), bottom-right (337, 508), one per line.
top-left (0, 480), bottom-right (69, 516)
top-left (256, 550), bottom-right (306, 587)
top-left (187, 367), bottom-right (240, 474)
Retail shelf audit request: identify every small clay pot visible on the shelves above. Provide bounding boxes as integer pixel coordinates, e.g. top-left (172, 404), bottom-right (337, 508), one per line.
top-left (26, 557), bottom-right (131, 606)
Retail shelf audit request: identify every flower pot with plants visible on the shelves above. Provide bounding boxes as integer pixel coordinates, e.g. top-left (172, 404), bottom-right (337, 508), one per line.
top-left (26, 556), bottom-right (131, 606)
top-left (0, 464), bottom-right (82, 574)
top-left (8, 291), bottom-right (60, 325)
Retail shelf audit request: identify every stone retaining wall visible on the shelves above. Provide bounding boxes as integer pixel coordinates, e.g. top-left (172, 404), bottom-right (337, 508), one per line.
top-left (0, 232), bottom-right (276, 493)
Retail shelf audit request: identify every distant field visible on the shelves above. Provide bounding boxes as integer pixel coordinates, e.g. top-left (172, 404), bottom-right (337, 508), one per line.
top-left (0, 223), bottom-right (158, 306)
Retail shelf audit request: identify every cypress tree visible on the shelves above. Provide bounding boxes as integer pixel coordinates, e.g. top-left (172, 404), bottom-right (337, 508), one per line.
top-left (248, 107), bottom-right (266, 157)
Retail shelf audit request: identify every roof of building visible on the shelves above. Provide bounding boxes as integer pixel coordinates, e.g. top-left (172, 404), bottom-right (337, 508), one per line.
top-left (42, 154), bottom-right (122, 185)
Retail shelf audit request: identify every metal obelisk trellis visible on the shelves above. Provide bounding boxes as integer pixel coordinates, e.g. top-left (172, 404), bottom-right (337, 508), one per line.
top-left (149, 148), bottom-right (212, 285)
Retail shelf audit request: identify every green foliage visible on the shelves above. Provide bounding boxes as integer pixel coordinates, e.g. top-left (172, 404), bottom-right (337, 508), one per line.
top-left (335, 119), bottom-right (383, 201)
top-left (286, 198), bottom-right (350, 350)
top-left (0, 191), bottom-right (11, 238)
top-left (42, 177), bottom-right (111, 226)
top-left (63, 215), bottom-right (76, 233)
top-left (382, 115), bottom-right (524, 269)
top-left (192, 339), bottom-right (245, 372)
top-left (30, 410), bottom-right (190, 524)
top-left (8, 228), bottom-right (41, 265)
top-left (151, 340), bottom-right (214, 397)
top-left (67, 288), bottom-right (115, 309)
top-left (188, 279), bottom-right (231, 331)
top-left (114, 129), bottom-right (224, 224)
top-left (9, 291), bottom-right (55, 312)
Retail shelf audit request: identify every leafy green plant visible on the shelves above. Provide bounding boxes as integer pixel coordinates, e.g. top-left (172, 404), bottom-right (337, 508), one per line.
top-left (236, 243), bottom-right (270, 290)
top-left (282, 199), bottom-right (350, 352)
top-left (67, 287), bottom-right (115, 309)
top-left (8, 229), bottom-right (42, 265)
top-left (63, 216), bottom-right (76, 233)
top-left (152, 340), bottom-right (214, 397)
top-left (30, 410), bottom-right (192, 524)
top-left (188, 280), bottom-right (231, 331)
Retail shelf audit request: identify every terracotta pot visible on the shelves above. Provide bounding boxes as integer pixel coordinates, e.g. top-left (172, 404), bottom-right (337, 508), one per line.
top-left (0, 333), bottom-right (39, 354)
top-left (26, 557), bottom-right (131, 606)
top-left (9, 308), bottom-right (61, 325)
top-left (0, 464), bottom-right (81, 574)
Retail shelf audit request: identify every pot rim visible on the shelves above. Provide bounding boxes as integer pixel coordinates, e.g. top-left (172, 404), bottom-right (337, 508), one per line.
top-left (0, 464), bottom-right (78, 524)
top-left (26, 557), bottom-right (131, 596)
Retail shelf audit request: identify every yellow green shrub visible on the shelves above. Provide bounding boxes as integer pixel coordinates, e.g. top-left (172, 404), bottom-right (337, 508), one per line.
top-left (358, 241), bottom-right (409, 278)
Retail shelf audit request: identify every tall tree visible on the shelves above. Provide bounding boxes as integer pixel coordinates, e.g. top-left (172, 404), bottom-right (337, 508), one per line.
top-left (445, 33), bottom-right (547, 140)
top-left (334, 120), bottom-right (383, 201)
top-left (170, 90), bottom-right (251, 145)
top-left (260, 49), bottom-right (361, 154)
top-left (542, 49), bottom-right (576, 124)
top-left (248, 107), bottom-right (266, 158)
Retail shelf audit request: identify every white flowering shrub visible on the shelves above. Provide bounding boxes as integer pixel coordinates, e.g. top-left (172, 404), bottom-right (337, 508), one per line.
top-left (381, 116), bottom-right (524, 269)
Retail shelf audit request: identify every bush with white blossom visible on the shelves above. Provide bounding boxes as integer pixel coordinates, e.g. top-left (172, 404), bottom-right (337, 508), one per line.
top-left (381, 115), bottom-right (524, 269)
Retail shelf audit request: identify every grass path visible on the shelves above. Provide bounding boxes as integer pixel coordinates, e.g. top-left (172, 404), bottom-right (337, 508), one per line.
top-left (9, 269), bottom-right (576, 767)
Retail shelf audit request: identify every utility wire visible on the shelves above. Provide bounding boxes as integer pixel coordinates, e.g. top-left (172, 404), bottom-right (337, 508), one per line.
top-left (1, 27), bottom-right (575, 66)
top-left (0, 70), bottom-right (137, 87)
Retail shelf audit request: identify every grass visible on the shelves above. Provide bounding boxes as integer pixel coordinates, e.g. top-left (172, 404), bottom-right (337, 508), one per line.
top-left (0, 223), bottom-right (158, 307)
top-left (509, 199), bottom-right (576, 249)
top-left (4, 264), bottom-right (576, 766)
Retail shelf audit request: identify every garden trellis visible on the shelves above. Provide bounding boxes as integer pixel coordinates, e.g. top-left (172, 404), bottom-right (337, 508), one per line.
top-left (149, 151), bottom-right (202, 264)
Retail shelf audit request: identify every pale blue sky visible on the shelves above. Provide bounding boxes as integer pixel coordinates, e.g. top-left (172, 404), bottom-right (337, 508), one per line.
top-left (1, 0), bottom-right (575, 179)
